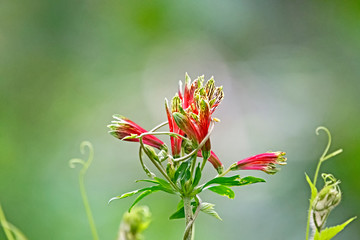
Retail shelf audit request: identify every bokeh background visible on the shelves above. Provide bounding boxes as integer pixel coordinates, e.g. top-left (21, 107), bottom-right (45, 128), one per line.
top-left (1, 1), bottom-right (360, 239)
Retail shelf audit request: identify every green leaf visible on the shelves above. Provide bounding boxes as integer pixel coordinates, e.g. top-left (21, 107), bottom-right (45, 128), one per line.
top-left (109, 189), bottom-right (147, 203)
top-left (192, 164), bottom-right (202, 187)
top-left (200, 202), bottom-right (222, 221)
top-left (206, 185), bottom-right (235, 199)
top-left (174, 162), bottom-right (188, 181)
top-left (202, 175), bottom-right (265, 189)
top-left (169, 206), bottom-right (185, 220)
top-left (109, 185), bottom-right (172, 204)
top-left (135, 179), bottom-right (159, 184)
top-left (169, 199), bottom-right (201, 220)
top-left (129, 190), bottom-right (158, 212)
top-left (305, 172), bottom-right (318, 202)
top-left (181, 168), bottom-right (191, 186)
top-left (203, 175), bottom-right (241, 188)
top-left (314, 217), bottom-right (356, 240)
top-left (169, 200), bottom-right (185, 220)
top-left (154, 177), bottom-right (174, 193)
top-left (236, 176), bottom-right (266, 186)
top-left (135, 178), bottom-right (174, 193)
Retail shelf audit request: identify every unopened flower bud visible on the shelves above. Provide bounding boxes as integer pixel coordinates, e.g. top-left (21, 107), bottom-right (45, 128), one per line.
top-left (143, 145), bottom-right (160, 163)
top-left (108, 115), bottom-right (165, 150)
top-left (312, 174), bottom-right (341, 232)
top-left (230, 151), bottom-right (287, 174)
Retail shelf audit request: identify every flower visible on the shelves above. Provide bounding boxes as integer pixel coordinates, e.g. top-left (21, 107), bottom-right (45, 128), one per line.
top-left (171, 74), bottom-right (224, 160)
top-left (108, 114), bottom-right (165, 149)
top-left (230, 152), bottom-right (287, 174)
top-left (165, 96), bottom-right (184, 158)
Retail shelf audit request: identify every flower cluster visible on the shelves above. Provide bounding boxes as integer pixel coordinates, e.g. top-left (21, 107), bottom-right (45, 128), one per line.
top-left (108, 74), bottom-right (286, 175)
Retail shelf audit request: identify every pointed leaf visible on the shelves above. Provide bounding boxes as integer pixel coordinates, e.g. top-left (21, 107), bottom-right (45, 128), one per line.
top-left (305, 172), bottom-right (318, 202)
top-left (202, 175), bottom-right (265, 189)
top-left (174, 162), bottom-right (188, 181)
top-left (154, 177), bottom-right (174, 193)
top-left (109, 185), bottom-right (171, 204)
top-left (236, 176), bottom-right (266, 186)
top-left (135, 179), bottom-right (159, 184)
top-left (314, 217), bottom-right (356, 240)
top-left (200, 202), bottom-right (222, 221)
top-left (192, 164), bottom-right (202, 187)
top-left (169, 206), bottom-right (185, 220)
top-left (206, 185), bottom-right (235, 199)
top-left (203, 175), bottom-right (241, 188)
top-left (129, 190), bottom-right (158, 212)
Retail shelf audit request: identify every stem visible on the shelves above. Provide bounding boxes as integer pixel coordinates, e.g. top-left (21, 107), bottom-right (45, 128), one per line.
top-left (79, 169), bottom-right (99, 240)
top-left (217, 167), bottom-right (232, 178)
top-left (140, 131), bottom-right (188, 140)
top-left (69, 142), bottom-right (99, 240)
top-left (0, 204), bottom-right (15, 240)
top-left (148, 121), bottom-right (168, 132)
top-left (183, 196), bottom-right (194, 240)
top-left (174, 121), bottom-right (216, 163)
top-left (183, 195), bottom-right (202, 240)
top-left (139, 137), bottom-right (180, 192)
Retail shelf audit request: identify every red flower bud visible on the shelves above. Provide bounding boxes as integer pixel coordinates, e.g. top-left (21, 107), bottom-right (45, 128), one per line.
top-left (108, 115), bottom-right (165, 149)
top-left (230, 152), bottom-right (287, 174)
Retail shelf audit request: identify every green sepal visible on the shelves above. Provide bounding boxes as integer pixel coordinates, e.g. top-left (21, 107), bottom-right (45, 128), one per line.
top-left (201, 149), bottom-right (211, 161)
top-left (206, 185), bottom-right (235, 199)
top-left (143, 145), bottom-right (160, 162)
top-left (171, 95), bottom-right (182, 113)
top-left (158, 149), bottom-right (168, 162)
top-left (122, 134), bottom-right (139, 140)
top-left (166, 164), bottom-right (175, 180)
top-left (314, 217), bottom-right (356, 240)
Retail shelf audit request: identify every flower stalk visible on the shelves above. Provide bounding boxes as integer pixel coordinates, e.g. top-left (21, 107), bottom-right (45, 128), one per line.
top-left (183, 196), bottom-right (194, 240)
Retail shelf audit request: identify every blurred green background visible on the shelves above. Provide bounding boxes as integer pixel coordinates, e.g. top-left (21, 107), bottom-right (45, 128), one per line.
top-left (1, 0), bottom-right (360, 239)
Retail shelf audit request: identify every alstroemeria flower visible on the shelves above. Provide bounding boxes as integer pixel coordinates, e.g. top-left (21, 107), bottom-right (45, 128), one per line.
top-left (108, 114), bottom-right (165, 149)
top-left (230, 152), bottom-right (287, 174)
top-left (165, 96), bottom-right (184, 158)
top-left (172, 74), bottom-right (224, 160)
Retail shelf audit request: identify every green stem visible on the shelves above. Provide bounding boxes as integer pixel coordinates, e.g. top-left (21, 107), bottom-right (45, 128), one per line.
top-left (217, 167), bottom-right (232, 178)
top-left (70, 142), bottom-right (99, 240)
top-left (183, 196), bottom-right (194, 240)
top-left (174, 121), bottom-right (216, 163)
top-left (306, 127), bottom-right (341, 240)
top-left (139, 137), bottom-right (180, 192)
top-left (0, 204), bottom-right (15, 240)
top-left (305, 159), bottom-right (322, 240)
top-left (148, 121), bottom-right (168, 132)
top-left (79, 169), bottom-right (99, 240)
